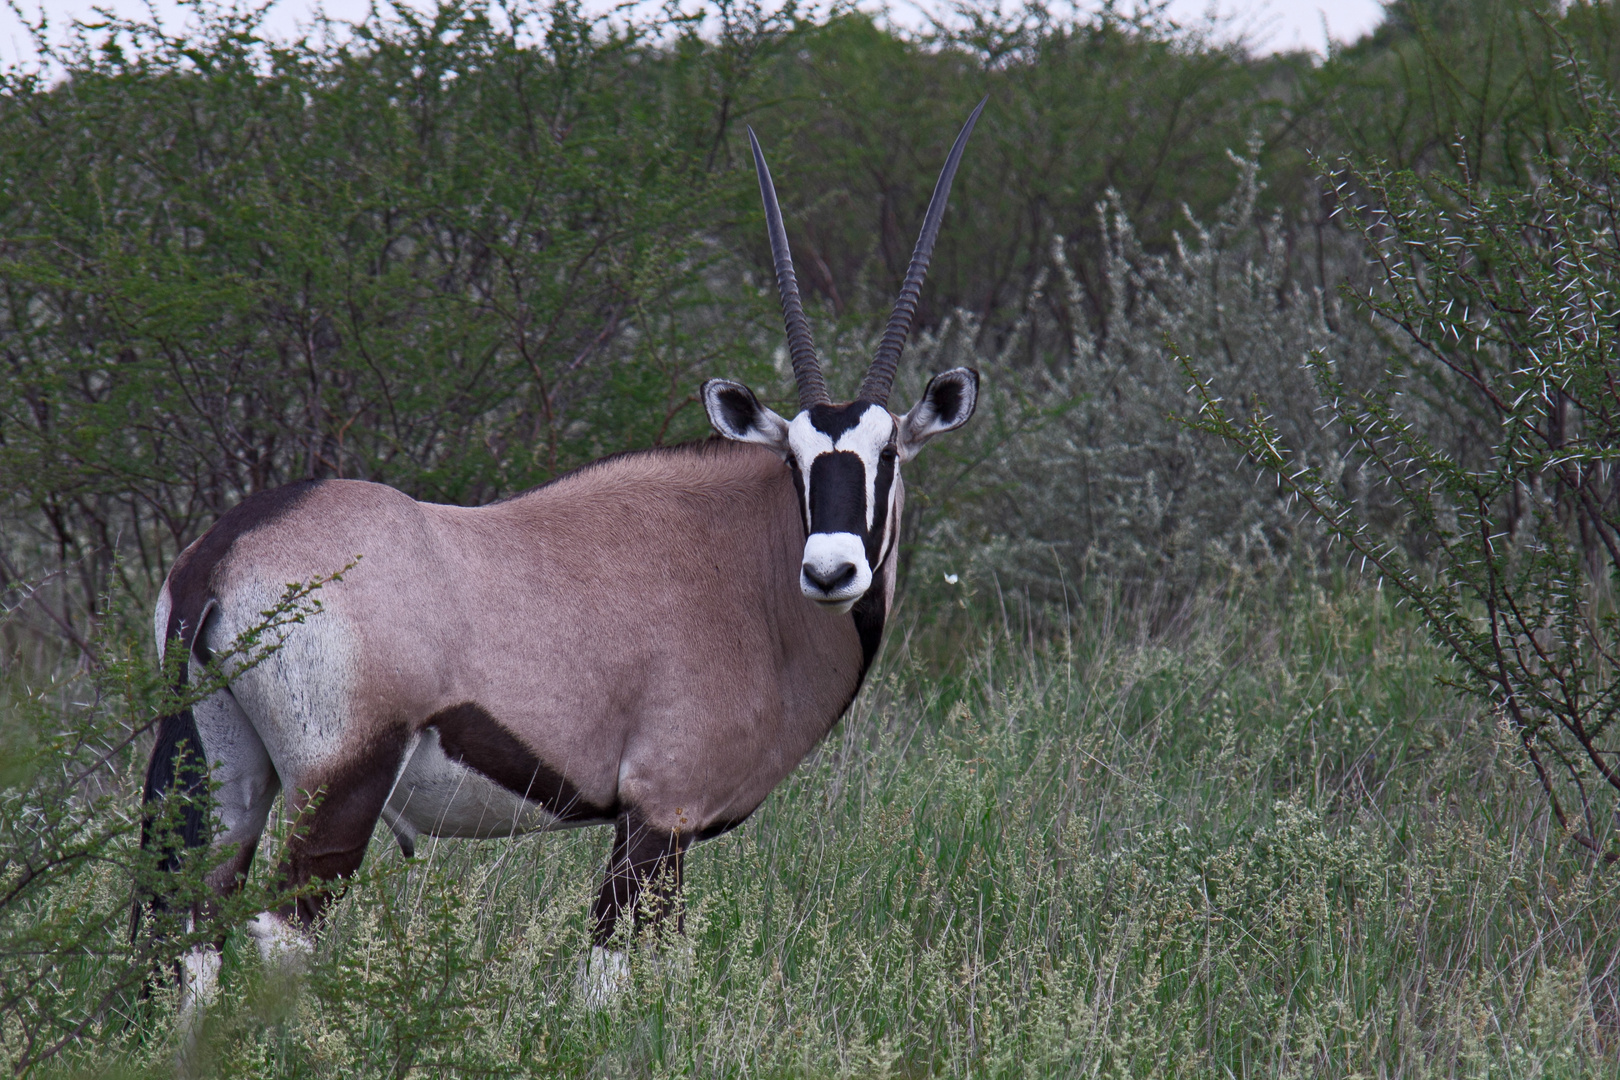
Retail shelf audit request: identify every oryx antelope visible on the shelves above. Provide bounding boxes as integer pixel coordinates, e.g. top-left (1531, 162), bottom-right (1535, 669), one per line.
top-left (139, 100), bottom-right (985, 1009)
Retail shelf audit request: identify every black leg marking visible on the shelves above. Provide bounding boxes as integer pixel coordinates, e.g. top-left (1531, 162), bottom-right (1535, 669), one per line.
top-left (591, 811), bottom-right (688, 947)
top-left (276, 726), bottom-right (410, 927)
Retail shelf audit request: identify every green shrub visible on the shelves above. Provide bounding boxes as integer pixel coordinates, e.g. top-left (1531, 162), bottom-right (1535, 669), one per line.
top-left (6, 0), bottom-right (1620, 1072)
top-left (0, 0), bottom-right (775, 640)
top-left (0, 572), bottom-right (331, 1074)
top-left (1187, 61), bottom-right (1620, 862)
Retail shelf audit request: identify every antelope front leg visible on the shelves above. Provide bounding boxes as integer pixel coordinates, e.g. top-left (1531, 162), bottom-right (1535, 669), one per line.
top-left (581, 810), bottom-right (688, 1007)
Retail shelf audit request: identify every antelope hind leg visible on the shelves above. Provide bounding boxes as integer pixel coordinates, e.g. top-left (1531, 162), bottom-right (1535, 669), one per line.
top-left (250, 727), bottom-right (412, 966)
top-left (173, 688), bottom-right (279, 1024)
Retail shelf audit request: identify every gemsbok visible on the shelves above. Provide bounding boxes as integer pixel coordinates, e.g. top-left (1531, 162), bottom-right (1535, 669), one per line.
top-left (139, 100), bottom-right (985, 1011)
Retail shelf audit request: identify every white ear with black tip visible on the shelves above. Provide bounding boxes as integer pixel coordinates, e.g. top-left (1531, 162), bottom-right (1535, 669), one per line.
top-left (703, 379), bottom-right (792, 458)
top-left (897, 367), bottom-right (979, 462)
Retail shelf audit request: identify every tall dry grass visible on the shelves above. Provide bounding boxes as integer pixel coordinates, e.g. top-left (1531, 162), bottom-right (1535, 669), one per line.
top-left (26, 584), bottom-right (1615, 1078)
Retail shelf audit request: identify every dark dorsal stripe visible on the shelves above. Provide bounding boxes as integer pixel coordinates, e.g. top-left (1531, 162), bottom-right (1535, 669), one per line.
top-left (164, 480), bottom-right (327, 654)
top-left (428, 701), bottom-right (615, 824)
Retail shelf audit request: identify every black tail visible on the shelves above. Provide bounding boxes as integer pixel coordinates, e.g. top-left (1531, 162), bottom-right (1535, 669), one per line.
top-left (131, 485), bottom-right (318, 942)
top-left (131, 701), bottom-right (211, 940)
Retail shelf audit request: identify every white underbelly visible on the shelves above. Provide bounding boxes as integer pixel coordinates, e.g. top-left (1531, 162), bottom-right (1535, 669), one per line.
top-left (381, 727), bottom-right (581, 846)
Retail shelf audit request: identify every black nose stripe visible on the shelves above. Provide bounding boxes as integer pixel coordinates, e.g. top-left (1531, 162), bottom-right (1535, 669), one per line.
top-left (807, 452), bottom-right (867, 536)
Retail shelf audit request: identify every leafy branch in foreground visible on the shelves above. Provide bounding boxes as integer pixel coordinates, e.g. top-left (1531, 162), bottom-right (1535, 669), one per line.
top-left (1179, 76), bottom-right (1620, 860)
top-left (0, 566), bottom-right (345, 1074)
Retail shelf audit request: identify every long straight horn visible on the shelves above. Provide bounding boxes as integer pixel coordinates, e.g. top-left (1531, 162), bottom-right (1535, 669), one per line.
top-left (748, 126), bottom-right (828, 411)
top-left (858, 96), bottom-right (987, 406)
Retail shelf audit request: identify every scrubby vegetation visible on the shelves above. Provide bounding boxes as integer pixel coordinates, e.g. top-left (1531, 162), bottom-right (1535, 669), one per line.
top-left (3, 0), bottom-right (1618, 1074)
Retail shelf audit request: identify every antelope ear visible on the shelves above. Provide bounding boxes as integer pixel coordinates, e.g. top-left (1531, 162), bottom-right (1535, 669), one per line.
top-left (703, 379), bottom-right (791, 457)
top-left (897, 368), bottom-right (979, 462)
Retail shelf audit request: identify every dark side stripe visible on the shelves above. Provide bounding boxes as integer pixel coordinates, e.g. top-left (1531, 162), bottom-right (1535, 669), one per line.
top-left (428, 701), bottom-right (615, 824)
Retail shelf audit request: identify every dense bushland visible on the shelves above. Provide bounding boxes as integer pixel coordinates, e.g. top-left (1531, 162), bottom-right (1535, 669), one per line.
top-left (12, 0), bottom-right (1620, 636)
top-left (3, 0), bottom-right (1619, 1073)
top-left (1191, 61), bottom-right (1620, 869)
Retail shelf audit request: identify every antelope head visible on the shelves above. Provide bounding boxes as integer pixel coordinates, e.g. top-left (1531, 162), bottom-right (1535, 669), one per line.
top-left (704, 100), bottom-right (985, 614)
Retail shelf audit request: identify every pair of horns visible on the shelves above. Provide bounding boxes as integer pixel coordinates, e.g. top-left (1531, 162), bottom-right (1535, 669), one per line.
top-left (748, 97), bottom-right (986, 411)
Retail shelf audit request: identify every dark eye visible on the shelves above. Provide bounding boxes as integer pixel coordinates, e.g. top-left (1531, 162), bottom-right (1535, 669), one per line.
top-left (880, 445), bottom-right (898, 463)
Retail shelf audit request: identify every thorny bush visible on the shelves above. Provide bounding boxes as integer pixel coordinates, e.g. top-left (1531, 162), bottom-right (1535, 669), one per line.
top-left (1187, 61), bottom-right (1620, 863)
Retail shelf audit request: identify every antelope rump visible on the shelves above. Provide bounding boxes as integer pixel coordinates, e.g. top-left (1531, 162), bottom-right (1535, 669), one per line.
top-left (137, 100), bottom-right (986, 1012)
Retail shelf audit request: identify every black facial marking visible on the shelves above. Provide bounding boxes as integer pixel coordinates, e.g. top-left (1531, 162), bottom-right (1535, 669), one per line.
top-left (165, 480), bottom-right (327, 652)
top-left (428, 702), bottom-right (614, 824)
top-left (865, 447), bottom-right (897, 568)
top-left (807, 452), bottom-right (867, 536)
top-left (807, 401), bottom-right (877, 440)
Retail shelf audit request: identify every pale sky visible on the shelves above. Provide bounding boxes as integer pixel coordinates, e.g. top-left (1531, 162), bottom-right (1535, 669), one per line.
top-left (0, 0), bottom-right (1386, 74)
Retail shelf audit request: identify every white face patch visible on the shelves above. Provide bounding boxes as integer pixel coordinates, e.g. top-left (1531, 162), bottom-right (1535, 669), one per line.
top-left (787, 404), bottom-right (896, 531)
top-left (786, 402), bottom-right (908, 606)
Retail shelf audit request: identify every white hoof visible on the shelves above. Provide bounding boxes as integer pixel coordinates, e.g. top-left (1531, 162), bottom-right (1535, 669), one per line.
top-left (245, 912), bottom-right (313, 973)
top-left (175, 942), bottom-right (221, 1075)
top-left (578, 946), bottom-right (630, 1010)
top-left (178, 944), bottom-right (221, 1024)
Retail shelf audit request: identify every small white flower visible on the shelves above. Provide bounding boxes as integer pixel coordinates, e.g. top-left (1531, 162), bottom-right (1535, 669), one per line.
top-left (943, 573), bottom-right (959, 585)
